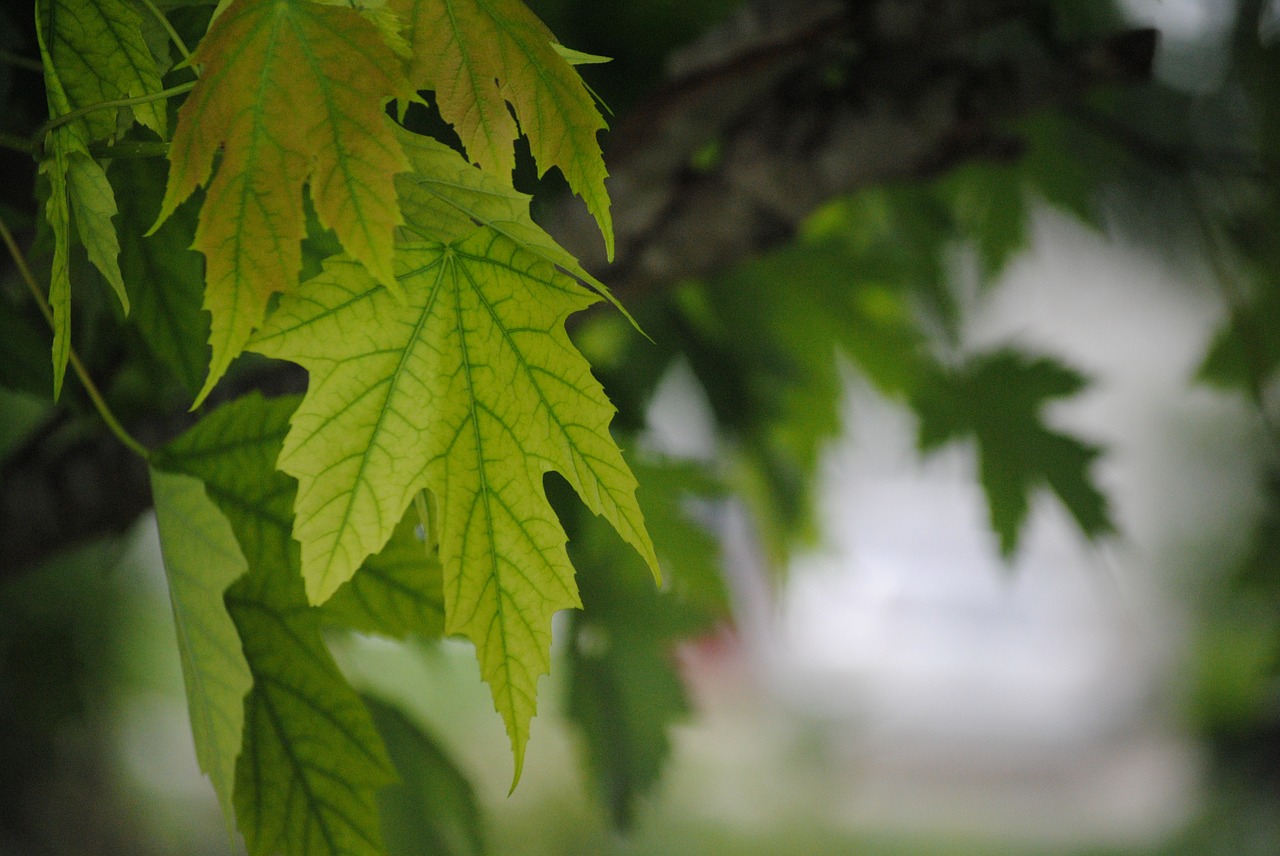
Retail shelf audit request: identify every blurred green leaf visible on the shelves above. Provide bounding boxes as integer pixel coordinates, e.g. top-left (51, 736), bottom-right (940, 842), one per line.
top-left (939, 161), bottom-right (1029, 283)
top-left (914, 349), bottom-right (1112, 556)
top-left (366, 696), bottom-right (486, 856)
top-left (0, 296), bottom-right (54, 396)
top-left (565, 455), bottom-right (726, 828)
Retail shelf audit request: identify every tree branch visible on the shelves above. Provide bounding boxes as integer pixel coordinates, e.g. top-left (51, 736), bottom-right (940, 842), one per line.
top-left (0, 0), bottom-right (1155, 576)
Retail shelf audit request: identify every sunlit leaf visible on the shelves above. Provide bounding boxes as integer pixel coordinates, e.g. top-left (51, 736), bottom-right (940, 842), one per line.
top-left (391, 0), bottom-right (613, 257)
top-left (156, 0), bottom-right (411, 405)
top-left (250, 228), bottom-right (656, 778)
top-left (394, 127), bottom-right (635, 322)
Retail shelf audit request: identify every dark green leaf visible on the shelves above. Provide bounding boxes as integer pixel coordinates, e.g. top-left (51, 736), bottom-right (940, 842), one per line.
top-left (913, 349), bottom-right (1112, 556)
top-left (110, 156), bottom-right (210, 393)
top-left (564, 456), bottom-right (726, 828)
top-left (365, 697), bottom-right (485, 856)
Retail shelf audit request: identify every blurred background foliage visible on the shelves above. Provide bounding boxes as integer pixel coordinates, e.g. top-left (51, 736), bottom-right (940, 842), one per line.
top-left (4, 0), bottom-right (1280, 853)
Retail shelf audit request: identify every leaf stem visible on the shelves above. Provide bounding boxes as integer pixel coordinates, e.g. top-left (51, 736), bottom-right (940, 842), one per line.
top-left (135, 0), bottom-right (193, 65)
top-left (0, 49), bottom-right (43, 73)
top-left (34, 81), bottom-right (196, 142)
top-left (0, 216), bottom-right (150, 459)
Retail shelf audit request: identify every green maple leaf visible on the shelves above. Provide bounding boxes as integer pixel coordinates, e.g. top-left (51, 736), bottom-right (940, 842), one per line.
top-left (320, 506), bottom-right (446, 640)
top-left (156, 0), bottom-right (411, 405)
top-left (366, 697), bottom-right (486, 856)
top-left (395, 128), bottom-right (596, 278)
top-left (154, 392), bottom-right (444, 640)
top-left (915, 349), bottom-right (1113, 556)
top-left (111, 157), bottom-right (210, 392)
top-left (154, 392), bottom-right (440, 854)
top-left (250, 228), bottom-right (656, 777)
top-left (227, 566), bottom-right (397, 856)
top-left (391, 0), bottom-right (613, 257)
top-left (153, 392), bottom-right (301, 572)
top-left (37, 0), bottom-right (166, 142)
top-left (35, 0), bottom-right (161, 395)
top-left (150, 467), bottom-right (253, 833)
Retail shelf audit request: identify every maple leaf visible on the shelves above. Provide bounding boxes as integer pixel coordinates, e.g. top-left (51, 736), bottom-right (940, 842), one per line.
top-left (39, 0), bottom-right (167, 140)
top-left (154, 392), bottom-right (441, 852)
top-left (250, 229), bottom-right (657, 777)
top-left (320, 507), bottom-right (446, 640)
top-left (151, 467), bottom-right (253, 833)
top-left (394, 127), bottom-right (613, 292)
top-left (155, 0), bottom-right (411, 405)
top-left (35, 0), bottom-right (161, 394)
top-left (915, 348), bottom-right (1113, 556)
top-left (227, 566), bottom-right (397, 856)
top-left (391, 0), bottom-right (613, 257)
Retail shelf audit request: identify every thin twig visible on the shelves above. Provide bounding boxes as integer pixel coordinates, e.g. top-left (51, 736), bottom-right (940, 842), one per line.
top-left (135, 0), bottom-right (193, 65)
top-left (0, 49), bottom-right (43, 73)
top-left (34, 81), bottom-right (195, 143)
top-left (0, 216), bottom-right (150, 459)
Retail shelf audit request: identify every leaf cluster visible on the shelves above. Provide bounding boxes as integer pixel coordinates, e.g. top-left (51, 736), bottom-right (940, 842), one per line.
top-left (8, 0), bottom-right (1280, 852)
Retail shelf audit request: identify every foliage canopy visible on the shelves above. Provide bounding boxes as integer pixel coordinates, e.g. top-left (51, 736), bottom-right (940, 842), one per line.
top-left (4, 0), bottom-right (1280, 853)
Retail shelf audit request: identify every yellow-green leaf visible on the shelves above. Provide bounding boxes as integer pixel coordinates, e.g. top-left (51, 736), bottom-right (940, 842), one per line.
top-left (157, 0), bottom-right (411, 405)
top-left (150, 467), bottom-right (253, 835)
top-left (394, 127), bottom-right (639, 328)
top-left (250, 229), bottom-right (656, 777)
top-left (395, 127), bottom-right (599, 285)
top-left (391, 0), bottom-right (613, 258)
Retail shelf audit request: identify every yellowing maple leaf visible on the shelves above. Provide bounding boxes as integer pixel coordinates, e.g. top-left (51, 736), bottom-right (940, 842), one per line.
top-left (156, 0), bottom-right (411, 405)
top-left (250, 229), bottom-right (656, 777)
top-left (391, 0), bottom-right (614, 258)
